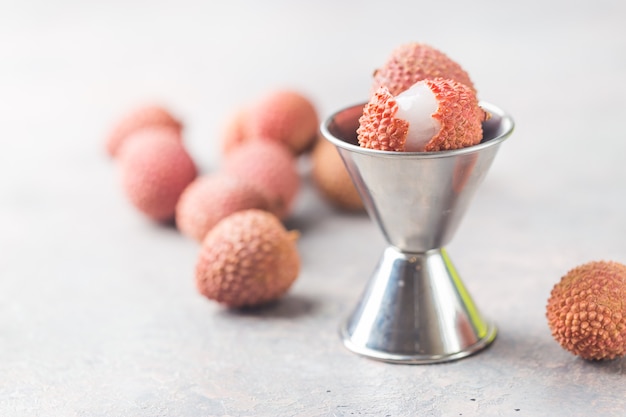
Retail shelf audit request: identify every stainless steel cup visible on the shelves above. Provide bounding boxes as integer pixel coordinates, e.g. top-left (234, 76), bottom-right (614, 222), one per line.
top-left (321, 102), bottom-right (514, 364)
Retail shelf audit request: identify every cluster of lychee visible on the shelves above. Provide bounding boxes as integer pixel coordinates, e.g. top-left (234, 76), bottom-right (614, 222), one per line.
top-left (356, 42), bottom-right (488, 153)
top-left (104, 42), bottom-right (626, 361)
top-left (106, 90), bottom-right (364, 309)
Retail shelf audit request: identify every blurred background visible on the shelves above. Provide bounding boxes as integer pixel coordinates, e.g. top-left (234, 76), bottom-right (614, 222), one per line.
top-left (1, 0), bottom-right (626, 415)
top-left (3, 0), bottom-right (625, 170)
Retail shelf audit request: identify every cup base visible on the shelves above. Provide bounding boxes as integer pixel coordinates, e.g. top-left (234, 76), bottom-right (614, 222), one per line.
top-left (339, 246), bottom-right (497, 364)
top-left (340, 321), bottom-right (496, 364)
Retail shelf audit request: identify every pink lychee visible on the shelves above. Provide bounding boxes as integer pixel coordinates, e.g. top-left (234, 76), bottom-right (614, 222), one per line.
top-left (357, 78), bottom-right (488, 152)
top-left (546, 260), bottom-right (626, 360)
top-left (243, 90), bottom-right (319, 155)
top-left (222, 140), bottom-right (300, 219)
top-left (175, 174), bottom-right (272, 242)
top-left (220, 107), bottom-right (249, 155)
top-left (372, 42), bottom-right (475, 96)
top-left (119, 129), bottom-right (197, 222)
top-left (195, 209), bottom-right (300, 308)
top-left (106, 104), bottom-right (183, 158)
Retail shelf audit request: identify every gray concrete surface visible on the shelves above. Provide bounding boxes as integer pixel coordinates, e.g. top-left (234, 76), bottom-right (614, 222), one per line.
top-left (1, 1), bottom-right (626, 416)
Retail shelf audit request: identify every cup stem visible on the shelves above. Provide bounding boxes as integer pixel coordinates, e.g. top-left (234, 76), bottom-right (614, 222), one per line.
top-left (341, 246), bottom-right (496, 364)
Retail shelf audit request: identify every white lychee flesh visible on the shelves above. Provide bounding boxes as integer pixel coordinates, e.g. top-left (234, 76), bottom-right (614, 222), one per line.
top-left (393, 81), bottom-right (440, 152)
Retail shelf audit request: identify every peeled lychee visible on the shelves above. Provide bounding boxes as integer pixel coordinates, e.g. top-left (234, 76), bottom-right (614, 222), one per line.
top-left (311, 137), bottom-right (364, 211)
top-left (223, 140), bottom-right (300, 219)
top-left (106, 104), bottom-right (183, 158)
top-left (195, 209), bottom-right (300, 308)
top-left (243, 90), bottom-right (319, 155)
top-left (357, 78), bottom-right (487, 152)
top-left (120, 129), bottom-right (197, 222)
top-left (372, 42), bottom-right (475, 96)
top-left (546, 260), bottom-right (626, 360)
top-left (175, 174), bottom-right (271, 242)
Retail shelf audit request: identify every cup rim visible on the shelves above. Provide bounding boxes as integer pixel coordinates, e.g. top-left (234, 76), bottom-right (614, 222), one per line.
top-left (320, 101), bottom-right (515, 159)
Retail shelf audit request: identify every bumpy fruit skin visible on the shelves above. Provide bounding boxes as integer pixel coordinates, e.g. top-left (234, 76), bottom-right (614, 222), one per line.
top-left (195, 209), bottom-right (300, 308)
top-left (357, 78), bottom-right (487, 152)
top-left (120, 130), bottom-right (197, 222)
top-left (546, 261), bottom-right (626, 360)
top-left (106, 105), bottom-right (182, 158)
top-left (311, 138), bottom-right (364, 211)
top-left (244, 90), bottom-right (319, 155)
top-left (223, 140), bottom-right (300, 219)
top-left (372, 42), bottom-right (475, 96)
top-left (175, 174), bottom-right (271, 242)
top-left (357, 87), bottom-right (408, 152)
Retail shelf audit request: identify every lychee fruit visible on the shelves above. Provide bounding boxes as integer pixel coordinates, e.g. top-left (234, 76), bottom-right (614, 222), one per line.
top-left (357, 78), bottom-right (488, 152)
top-left (372, 42), bottom-right (475, 96)
top-left (119, 129), bottom-right (197, 222)
top-left (220, 107), bottom-right (248, 155)
top-left (106, 104), bottom-right (183, 158)
top-left (311, 137), bottom-right (364, 211)
top-left (175, 174), bottom-right (271, 242)
top-left (546, 260), bottom-right (626, 360)
top-left (195, 209), bottom-right (300, 308)
top-left (243, 90), bottom-right (319, 155)
top-left (222, 140), bottom-right (300, 219)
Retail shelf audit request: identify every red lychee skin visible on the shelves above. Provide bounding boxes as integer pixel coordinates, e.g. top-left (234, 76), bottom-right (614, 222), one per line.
top-left (106, 105), bottom-right (183, 158)
top-left (357, 87), bottom-right (409, 152)
top-left (195, 209), bottom-right (300, 308)
top-left (120, 130), bottom-right (197, 222)
top-left (357, 78), bottom-right (487, 152)
top-left (222, 140), bottom-right (300, 219)
top-left (175, 174), bottom-right (272, 243)
top-left (372, 42), bottom-right (475, 96)
top-left (244, 90), bottom-right (319, 155)
top-left (546, 261), bottom-right (626, 360)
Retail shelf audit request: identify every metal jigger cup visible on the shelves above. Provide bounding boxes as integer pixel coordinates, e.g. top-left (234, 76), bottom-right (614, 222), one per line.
top-left (320, 102), bottom-right (514, 364)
